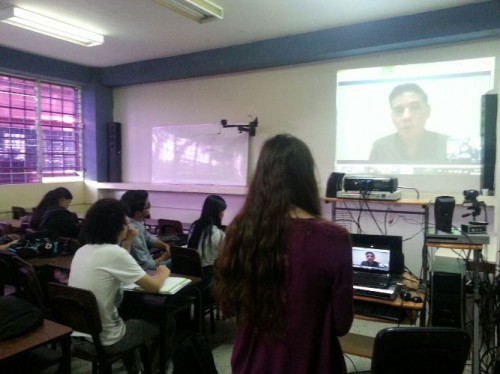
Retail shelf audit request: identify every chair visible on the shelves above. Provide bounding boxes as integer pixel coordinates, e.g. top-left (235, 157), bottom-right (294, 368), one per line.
top-left (11, 206), bottom-right (27, 220)
top-left (57, 236), bottom-right (81, 255)
top-left (0, 251), bottom-right (46, 309)
top-left (47, 282), bottom-right (152, 374)
top-left (349, 326), bottom-right (471, 374)
top-left (157, 219), bottom-right (185, 236)
top-left (0, 252), bottom-right (67, 372)
top-left (170, 246), bottom-right (218, 334)
top-left (156, 219), bottom-right (188, 246)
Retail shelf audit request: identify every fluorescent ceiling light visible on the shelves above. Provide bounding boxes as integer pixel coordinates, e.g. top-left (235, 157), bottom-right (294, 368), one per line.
top-left (0, 6), bottom-right (103, 47)
top-left (154, 0), bottom-right (223, 23)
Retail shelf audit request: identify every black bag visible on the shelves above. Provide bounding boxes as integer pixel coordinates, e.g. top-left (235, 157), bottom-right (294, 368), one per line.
top-left (0, 295), bottom-right (44, 340)
top-left (172, 331), bottom-right (218, 374)
top-left (12, 237), bottom-right (58, 258)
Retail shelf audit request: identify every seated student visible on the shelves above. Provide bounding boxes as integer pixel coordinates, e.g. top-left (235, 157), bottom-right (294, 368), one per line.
top-left (30, 187), bottom-right (81, 240)
top-left (361, 251), bottom-right (380, 267)
top-left (187, 195), bottom-right (227, 285)
top-left (69, 198), bottom-right (171, 374)
top-left (120, 190), bottom-right (171, 270)
top-left (187, 194), bottom-right (227, 287)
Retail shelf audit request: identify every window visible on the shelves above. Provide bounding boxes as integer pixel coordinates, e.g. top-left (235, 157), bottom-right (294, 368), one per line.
top-left (0, 73), bottom-right (83, 184)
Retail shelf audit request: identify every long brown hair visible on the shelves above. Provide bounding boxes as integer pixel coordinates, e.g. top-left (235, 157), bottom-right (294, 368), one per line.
top-left (214, 134), bottom-right (320, 339)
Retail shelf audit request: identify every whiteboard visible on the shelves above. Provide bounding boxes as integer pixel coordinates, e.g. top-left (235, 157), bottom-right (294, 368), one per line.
top-left (151, 124), bottom-right (249, 186)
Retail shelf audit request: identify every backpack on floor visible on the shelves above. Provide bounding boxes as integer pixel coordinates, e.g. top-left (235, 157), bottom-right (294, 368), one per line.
top-left (172, 331), bottom-right (218, 374)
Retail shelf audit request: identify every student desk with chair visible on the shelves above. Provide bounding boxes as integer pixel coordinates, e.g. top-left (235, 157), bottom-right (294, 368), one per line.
top-left (25, 253), bottom-right (201, 374)
top-left (121, 273), bottom-right (202, 374)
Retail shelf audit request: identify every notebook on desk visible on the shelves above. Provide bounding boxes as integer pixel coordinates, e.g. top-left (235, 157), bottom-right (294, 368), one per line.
top-left (351, 234), bottom-right (404, 300)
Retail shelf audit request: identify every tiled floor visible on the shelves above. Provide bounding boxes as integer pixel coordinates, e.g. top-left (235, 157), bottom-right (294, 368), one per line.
top-left (197, 317), bottom-right (394, 374)
top-left (41, 315), bottom-right (473, 373)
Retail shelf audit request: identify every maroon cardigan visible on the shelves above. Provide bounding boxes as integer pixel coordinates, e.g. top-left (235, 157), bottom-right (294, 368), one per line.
top-left (228, 218), bottom-right (354, 374)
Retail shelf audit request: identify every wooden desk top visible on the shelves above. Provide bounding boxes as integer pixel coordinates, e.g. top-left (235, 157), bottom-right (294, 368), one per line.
top-left (26, 255), bottom-right (73, 270)
top-left (354, 290), bottom-right (425, 312)
top-left (426, 242), bottom-right (483, 250)
top-left (354, 272), bottom-right (425, 311)
top-left (0, 319), bottom-right (72, 361)
top-left (0, 219), bottom-right (23, 229)
top-left (322, 197), bottom-right (432, 206)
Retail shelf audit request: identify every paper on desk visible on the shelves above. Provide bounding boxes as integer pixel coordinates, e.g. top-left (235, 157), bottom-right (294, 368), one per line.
top-left (123, 276), bottom-right (192, 294)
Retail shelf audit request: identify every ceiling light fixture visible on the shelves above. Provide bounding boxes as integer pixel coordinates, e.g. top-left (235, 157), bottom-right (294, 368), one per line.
top-left (0, 6), bottom-right (104, 47)
top-left (154, 0), bottom-right (223, 23)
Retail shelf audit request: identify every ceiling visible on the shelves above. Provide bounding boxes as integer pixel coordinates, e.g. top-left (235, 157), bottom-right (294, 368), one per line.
top-left (0, 0), bottom-right (483, 68)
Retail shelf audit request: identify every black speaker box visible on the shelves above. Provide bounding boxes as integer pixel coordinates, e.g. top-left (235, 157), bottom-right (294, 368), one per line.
top-left (430, 272), bottom-right (464, 328)
top-left (481, 93), bottom-right (497, 193)
top-left (107, 122), bottom-right (122, 182)
top-left (326, 172), bottom-right (345, 197)
top-left (434, 196), bottom-right (455, 232)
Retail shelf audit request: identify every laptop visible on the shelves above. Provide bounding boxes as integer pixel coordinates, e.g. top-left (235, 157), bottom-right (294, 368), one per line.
top-left (351, 234), bottom-right (404, 300)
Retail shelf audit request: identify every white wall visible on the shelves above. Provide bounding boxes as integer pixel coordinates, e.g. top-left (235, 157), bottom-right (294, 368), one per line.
top-left (0, 181), bottom-right (87, 219)
top-left (111, 39), bottom-right (500, 275)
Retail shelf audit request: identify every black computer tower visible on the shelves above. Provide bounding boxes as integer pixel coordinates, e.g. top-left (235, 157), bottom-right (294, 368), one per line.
top-left (430, 271), bottom-right (464, 328)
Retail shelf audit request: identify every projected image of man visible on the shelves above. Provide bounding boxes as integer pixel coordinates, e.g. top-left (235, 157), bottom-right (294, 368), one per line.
top-left (369, 83), bottom-right (448, 163)
top-left (361, 251), bottom-right (380, 267)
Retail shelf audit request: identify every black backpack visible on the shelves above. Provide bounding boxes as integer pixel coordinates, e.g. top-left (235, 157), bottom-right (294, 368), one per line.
top-left (0, 295), bottom-right (44, 340)
top-left (172, 331), bottom-right (218, 374)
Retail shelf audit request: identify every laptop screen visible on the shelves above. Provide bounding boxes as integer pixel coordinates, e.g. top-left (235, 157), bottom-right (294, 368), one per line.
top-left (350, 233), bottom-right (404, 275)
top-left (352, 246), bottom-right (391, 274)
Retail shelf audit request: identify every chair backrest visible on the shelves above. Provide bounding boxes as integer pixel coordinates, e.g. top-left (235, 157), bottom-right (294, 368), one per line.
top-left (370, 327), bottom-right (471, 374)
top-left (0, 222), bottom-right (14, 235)
top-left (170, 246), bottom-right (203, 278)
top-left (157, 219), bottom-right (184, 236)
top-left (57, 237), bottom-right (81, 255)
top-left (46, 282), bottom-right (106, 355)
top-left (11, 206), bottom-right (27, 220)
top-left (0, 252), bottom-right (46, 311)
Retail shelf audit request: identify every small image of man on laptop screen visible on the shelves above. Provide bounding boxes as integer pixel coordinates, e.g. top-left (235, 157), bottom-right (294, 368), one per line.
top-left (361, 251), bottom-right (380, 267)
top-left (354, 248), bottom-right (389, 270)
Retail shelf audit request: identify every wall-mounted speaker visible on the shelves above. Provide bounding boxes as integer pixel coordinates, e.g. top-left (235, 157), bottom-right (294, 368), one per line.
top-left (430, 272), bottom-right (464, 328)
top-left (481, 93), bottom-right (497, 193)
top-left (326, 172), bottom-right (345, 197)
top-left (107, 122), bottom-right (122, 182)
top-left (434, 196), bottom-right (455, 232)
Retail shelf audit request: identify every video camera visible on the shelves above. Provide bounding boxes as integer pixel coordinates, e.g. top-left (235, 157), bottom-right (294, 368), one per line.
top-left (463, 189), bottom-right (479, 203)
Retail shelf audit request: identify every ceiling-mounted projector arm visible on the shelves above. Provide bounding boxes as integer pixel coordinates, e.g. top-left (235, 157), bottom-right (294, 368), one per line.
top-left (221, 118), bottom-right (258, 136)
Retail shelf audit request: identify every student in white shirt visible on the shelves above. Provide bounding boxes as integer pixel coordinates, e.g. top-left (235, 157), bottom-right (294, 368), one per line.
top-left (69, 198), bottom-right (170, 374)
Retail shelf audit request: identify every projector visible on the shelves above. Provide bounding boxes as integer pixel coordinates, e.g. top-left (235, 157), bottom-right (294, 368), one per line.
top-left (343, 176), bottom-right (398, 193)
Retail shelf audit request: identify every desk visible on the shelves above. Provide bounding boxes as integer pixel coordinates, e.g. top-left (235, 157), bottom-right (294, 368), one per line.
top-left (341, 273), bottom-right (425, 358)
top-left (426, 241), bottom-right (484, 374)
top-left (26, 255), bottom-right (73, 270)
top-left (27, 252), bottom-right (201, 374)
top-left (123, 274), bottom-right (202, 374)
top-left (0, 319), bottom-right (72, 373)
top-left (323, 197), bottom-right (431, 326)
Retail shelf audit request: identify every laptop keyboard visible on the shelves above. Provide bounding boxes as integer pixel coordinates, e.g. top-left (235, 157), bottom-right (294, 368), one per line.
top-left (353, 299), bottom-right (406, 322)
top-left (353, 272), bottom-right (391, 289)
